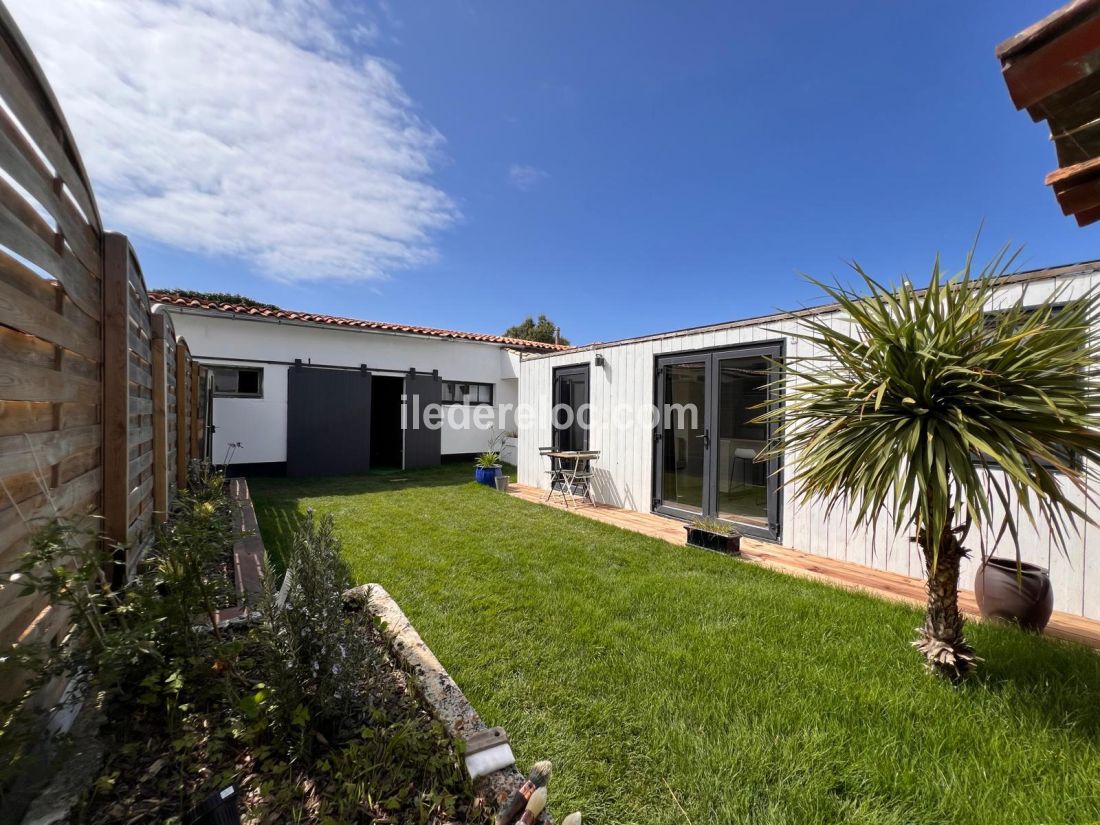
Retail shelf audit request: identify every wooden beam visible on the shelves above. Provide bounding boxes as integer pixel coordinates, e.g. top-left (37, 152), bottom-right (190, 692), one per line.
top-left (1075, 202), bottom-right (1100, 224)
top-left (1001, 8), bottom-right (1100, 111)
top-left (101, 233), bottom-right (129, 575)
top-left (151, 313), bottom-right (169, 523)
top-left (176, 339), bottom-right (189, 490)
top-left (1045, 152), bottom-right (1100, 187)
top-left (997, 0), bottom-right (1100, 60)
top-left (191, 361), bottom-right (201, 463)
top-left (1053, 175), bottom-right (1100, 215)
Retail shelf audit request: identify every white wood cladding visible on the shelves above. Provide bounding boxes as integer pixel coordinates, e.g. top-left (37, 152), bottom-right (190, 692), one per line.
top-left (517, 267), bottom-right (1100, 619)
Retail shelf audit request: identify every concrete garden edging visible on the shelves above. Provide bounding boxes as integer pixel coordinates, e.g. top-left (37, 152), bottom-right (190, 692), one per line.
top-left (344, 584), bottom-right (554, 824)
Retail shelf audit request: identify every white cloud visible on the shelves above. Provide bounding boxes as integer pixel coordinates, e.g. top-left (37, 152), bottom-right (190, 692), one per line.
top-left (509, 163), bottom-right (549, 192)
top-left (6, 0), bottom-right (457, 281)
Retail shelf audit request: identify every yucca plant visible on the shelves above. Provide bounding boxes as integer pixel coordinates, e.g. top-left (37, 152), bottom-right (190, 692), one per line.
top-left (759, 248), bottom-right (1100, 680)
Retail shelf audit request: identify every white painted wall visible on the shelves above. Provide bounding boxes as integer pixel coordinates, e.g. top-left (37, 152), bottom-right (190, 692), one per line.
top-left (159, 309), bottom-right (523, 466)
top-left (517, 266), bottom-right (1100, 620)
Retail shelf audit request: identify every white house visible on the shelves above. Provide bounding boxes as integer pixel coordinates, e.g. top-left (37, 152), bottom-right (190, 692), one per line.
top-left (152, 293), bottom-right (566, 475)
top-left (515, 261), bottom-right (1100, 620)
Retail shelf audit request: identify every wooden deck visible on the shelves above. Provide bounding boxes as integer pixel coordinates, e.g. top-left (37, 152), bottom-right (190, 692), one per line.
top-left (508, 483), bottom-right (1100, 651)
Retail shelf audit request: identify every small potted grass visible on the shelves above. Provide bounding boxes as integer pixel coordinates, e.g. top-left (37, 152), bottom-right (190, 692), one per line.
top-left (685, 517), bottom-right (741, 555)
top-left (474, 451), bottom-right (502, 487)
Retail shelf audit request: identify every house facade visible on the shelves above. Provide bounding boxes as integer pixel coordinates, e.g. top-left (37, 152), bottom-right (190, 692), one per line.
top-left (515, 262), bottom-right (1100, 620)
top-left (153, 294), bottom-right (565, 475)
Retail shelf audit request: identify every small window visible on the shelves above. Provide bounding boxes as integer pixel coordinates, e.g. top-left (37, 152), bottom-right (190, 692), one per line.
top-left (213, 366), bottom-right (263, 398)
top-left (441, 380), bottom-right (493, 405)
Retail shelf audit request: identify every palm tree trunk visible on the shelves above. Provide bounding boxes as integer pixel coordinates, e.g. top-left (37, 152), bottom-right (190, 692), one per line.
top-left (914, 522), bottom-right (976, 681)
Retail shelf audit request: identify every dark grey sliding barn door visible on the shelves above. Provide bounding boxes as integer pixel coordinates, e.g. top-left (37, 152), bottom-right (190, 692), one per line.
top-left (286, 366), bottom-right (371, 476)
top-left (403, 372), bottom-right (442, 469)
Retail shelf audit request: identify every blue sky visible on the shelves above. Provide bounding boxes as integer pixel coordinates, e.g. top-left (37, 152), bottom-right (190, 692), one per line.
top-left (15, 1), bottom-right (1097, 345)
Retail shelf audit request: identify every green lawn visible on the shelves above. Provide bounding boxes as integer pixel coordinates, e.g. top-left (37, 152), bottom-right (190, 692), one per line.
top-left (251, 465), bottom-right (1100, 825)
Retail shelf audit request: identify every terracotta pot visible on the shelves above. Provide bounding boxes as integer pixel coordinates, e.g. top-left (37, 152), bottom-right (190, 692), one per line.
top-left (974, 558), bottom-right (1054, 631)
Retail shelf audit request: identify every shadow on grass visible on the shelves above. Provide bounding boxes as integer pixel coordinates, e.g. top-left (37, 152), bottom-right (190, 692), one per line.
top-left (965, 621), bottom-right (1100, 740)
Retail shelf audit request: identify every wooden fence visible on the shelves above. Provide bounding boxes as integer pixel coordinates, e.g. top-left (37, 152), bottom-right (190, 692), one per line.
top-left (0, 3), bottom-right (210, 700)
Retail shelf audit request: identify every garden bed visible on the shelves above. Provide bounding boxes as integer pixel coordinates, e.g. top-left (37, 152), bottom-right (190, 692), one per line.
top-left (5, 469), bottom-right (492, 825)
top-left (76, 616), bottom-right (484, 824)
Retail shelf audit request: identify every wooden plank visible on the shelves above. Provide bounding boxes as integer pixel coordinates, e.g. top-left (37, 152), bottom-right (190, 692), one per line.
top-left (0, 323), bottom-right (54, 371)
top-left (128, 425), bottom-right (153, 449)
top-left (56, 445), bottom-right (99, 485)
top-left (0, 354), bottom-right (98, 403)
top-left (1074, 202), bottom-right (1100, 225)
top-left (128, 324), bottom-right (152, 362)
top-left (1040, 68), bottom-right (1100, 131)
top-left (1052, 174), bottom-right (1100, 217)
top-left (127, 449), bottom-right (153, 485)
top-left (1047, 148), bottom-right (1100, 190)
top-left (128, 358), bottom-right (153, 390)
top-left (128, 396), bottom-right (154, 416)
top-left (0, 243), bottom-right (56, 303)
top-left (61, 349), bottom-right (97, 382)
top-left (0, 466), bottom-right (99, 563)
top-left (0, 18), bottom-right (99, 225)
top-left (0, 181), bottom-right (99, 318)
top-left (191, 361), bottom-right (201, 461)
top-left (126, 503), bottom-right (153, 550)
top-left (102, 234), bottom-right (130, 558)
top-left (997, 0), bottom-right (1100, 60)
top-left (0, 104), bottom-right (99, 274)
top-left (0, 424), bottom-right (99, 477)
top-left (127, 475), bottom-right (153, 521)
top-left (0, 273), bottom-right (98, 359)
top-left (0, 400), bottom-right (54, 436)
top-left (1053, 114), bottom-right (1100, 166)
top-left (1001, 8), bottom-right (1100, 111)
top-left (176, 339), bottom-right (190, 490)
top-left (151, 315), bottom-right (169, 521)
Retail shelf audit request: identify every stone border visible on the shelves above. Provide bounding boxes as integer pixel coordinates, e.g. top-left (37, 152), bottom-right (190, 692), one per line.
top-left (344, 584), bottom-right (554, 824)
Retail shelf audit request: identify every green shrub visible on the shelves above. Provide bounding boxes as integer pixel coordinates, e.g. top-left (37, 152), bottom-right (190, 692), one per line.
top-left (0, 471), bottom-right (237, 810)
top-left (253, 510), bottom-right (380, 752)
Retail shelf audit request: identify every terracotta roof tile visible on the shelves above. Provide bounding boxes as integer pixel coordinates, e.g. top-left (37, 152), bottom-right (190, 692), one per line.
top-left (149, 292), bottom-right (572, 352)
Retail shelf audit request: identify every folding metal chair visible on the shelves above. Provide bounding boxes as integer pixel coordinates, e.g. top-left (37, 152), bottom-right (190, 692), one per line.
top-left (562, 451), bottom-right (599, 508)
top-left (539, 446), bottom-right (563, 502)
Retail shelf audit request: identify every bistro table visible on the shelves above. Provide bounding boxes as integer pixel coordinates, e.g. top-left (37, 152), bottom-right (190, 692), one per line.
top-left (544, 449), bottom-right (600, 507)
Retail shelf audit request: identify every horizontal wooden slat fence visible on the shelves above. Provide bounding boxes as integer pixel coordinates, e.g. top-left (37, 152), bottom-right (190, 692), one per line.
top-left (0, 3), bottom-right (210, 701)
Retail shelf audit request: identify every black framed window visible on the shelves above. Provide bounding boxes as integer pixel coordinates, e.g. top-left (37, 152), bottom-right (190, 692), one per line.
top-left (552, 364), bottom-right (590, 451)
top-left (213, 366), bottom-right (263, 398)
top-left (441, 381), bottom-right (494, 405)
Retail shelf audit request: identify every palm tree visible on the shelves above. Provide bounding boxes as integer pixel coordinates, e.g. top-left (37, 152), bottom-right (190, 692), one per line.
top-left (760, 250), bottom-right (1100, 680)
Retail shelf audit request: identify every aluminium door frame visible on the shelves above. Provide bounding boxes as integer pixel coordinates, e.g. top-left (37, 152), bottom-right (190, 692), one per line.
top-left (652, 351), bottom-right (711, 522)
top-left (551, 363), bottom-right (591, 450)
top-left (651, 340), bottom-right (785, 541)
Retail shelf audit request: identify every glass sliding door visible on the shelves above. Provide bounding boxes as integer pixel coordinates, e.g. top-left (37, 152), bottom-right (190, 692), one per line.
top-left (715, 354), bottom-right (770, 528)
top-left (656, 358), bottom-right (708, 517)
top-left (653, 343), bottom-right (782, 539)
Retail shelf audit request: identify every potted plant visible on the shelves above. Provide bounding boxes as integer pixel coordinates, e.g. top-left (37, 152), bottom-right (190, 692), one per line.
top-left (974, 558), bottom-right (1054, 631)
top-left (757, 247), bottom-right (1100, 680)
top-left (685, 517), bottom-right (741, 555)
top-left (474, 451), bottom-right (502, 487)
